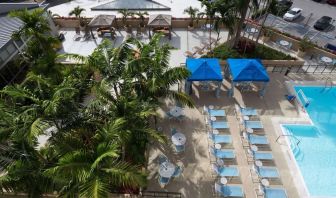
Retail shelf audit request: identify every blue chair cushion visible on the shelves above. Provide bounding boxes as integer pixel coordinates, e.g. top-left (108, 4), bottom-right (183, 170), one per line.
top-left (209, 109), bottom-right (226, 117)
top-left (212, 135), bottom-right (232, 144)
top-left (249, 135), bottom-right (268, 145)
top-left (259, 167), bottom-right (279, 178)
top-left (211, 121), bottom-right (229, 129)
top-left (254, 152), bottom-right (273, 160)
top-left (241, 108), bottom-right (257, 116)
top-left (214, 149), bottom-right (235, 159)
top-left (220, 186), bottom-right (244, 197)
top-left (245, 121), bottom-right (263, 129)
top-left (265, 188), bottom-right (287, 198)
top-left (218, 167), bottom-right (239, 177)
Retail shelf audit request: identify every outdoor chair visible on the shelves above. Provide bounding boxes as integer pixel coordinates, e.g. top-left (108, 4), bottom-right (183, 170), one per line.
top-left (212, 164), bottom-right (239, 177)
top-left (175, 145), bottom-right (185, 153)
top-left (171, 128), bottom-right (178, 136)
top-left (211, 121), bottom-right (229, 129)
top-left (214, 183), bottom-right (244, 198)
top-left (251, 165), bottom-right (280, 181)
top-left (256, 184), bottom-right (288, 198)
top-left (247, 148), bottom-right (273, 162)
top-left (209, 109), bottom-right (226, 117)
top-left (209, 146), bottom-right (235, 160)
top-left (172, 165), bottom-right (183, 178)
top-left (158, 175), bottom-right (170, 188)
top-left (244, 120), bottom-right (263, 129)
top-left (157, 154), bottom-right (168, 165)
top-left (243, 132), bottom-right (269, 145)
top-left (209, 134), bottom-right (232, 144)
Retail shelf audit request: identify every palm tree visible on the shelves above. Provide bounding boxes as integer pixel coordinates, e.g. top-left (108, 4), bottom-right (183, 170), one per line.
top-left (134, 11), bottom-right (149, 27)
top-left (69, 6), bottom-right (85, 18)
top-left (184, 6), bottom-right (199, 28)
top-left (118, 9), bottom-right (134, 28)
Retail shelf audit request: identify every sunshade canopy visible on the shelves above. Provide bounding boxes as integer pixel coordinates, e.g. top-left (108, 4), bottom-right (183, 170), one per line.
top-left (186, 58), bottom-right (223, 81)
top-left (88, 15), bottom-right (116, 28)
top-left (148, 14), bottom-right (171, 26)
top-left (227, 59), bottom-right (269, 82)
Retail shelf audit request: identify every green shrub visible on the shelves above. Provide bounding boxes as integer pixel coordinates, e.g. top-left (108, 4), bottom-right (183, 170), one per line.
top-left (205, 44), bottom-right (241, 59)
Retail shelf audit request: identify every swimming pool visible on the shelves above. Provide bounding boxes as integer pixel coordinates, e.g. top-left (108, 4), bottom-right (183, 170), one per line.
top-left (283, 85), bottom-right (336, 197)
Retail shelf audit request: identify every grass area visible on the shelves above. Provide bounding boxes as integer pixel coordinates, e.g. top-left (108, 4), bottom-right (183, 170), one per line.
top-left (206, 42), bottom-right (296, 60)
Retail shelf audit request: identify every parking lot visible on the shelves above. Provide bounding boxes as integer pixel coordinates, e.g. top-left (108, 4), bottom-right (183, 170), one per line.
top-left (260, 0), bottom-right (336, 48)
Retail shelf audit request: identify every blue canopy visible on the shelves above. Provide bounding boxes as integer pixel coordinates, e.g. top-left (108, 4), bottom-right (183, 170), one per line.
top-left (227, 59), bottom-right (269, 82)
top-left (186, 58), bottom-right (223, 81)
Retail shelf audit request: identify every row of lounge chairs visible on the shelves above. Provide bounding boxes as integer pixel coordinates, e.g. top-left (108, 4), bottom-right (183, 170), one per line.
top-left (235, 104), bottom-right (288, 198)
top-left (203, 104), bottom-right (288, 197)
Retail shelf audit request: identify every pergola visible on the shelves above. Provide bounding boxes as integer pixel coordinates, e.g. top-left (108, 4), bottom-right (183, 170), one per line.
top-left (88, 15), bottom-right (116, 39)
top-left (227, 58), bottom-right (270, 97)
top-left (185, 58), bottom-right (223, 98)
top-left (147, 14), bottom-right (172, 39)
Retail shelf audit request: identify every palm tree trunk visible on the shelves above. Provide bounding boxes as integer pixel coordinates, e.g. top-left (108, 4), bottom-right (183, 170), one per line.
top-left (232, 0), bottom-right (251, 47)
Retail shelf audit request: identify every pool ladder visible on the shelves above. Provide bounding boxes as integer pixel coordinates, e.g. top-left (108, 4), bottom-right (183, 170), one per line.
top-left (322, 77), bottom-right (333, 92)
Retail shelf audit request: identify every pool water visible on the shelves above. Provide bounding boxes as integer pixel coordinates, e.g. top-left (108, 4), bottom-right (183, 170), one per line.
top-left (283, 86), bottom-right (336, 197)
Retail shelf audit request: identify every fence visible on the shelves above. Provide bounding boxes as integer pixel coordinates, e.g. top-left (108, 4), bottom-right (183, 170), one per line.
top-left (264, 64), bottom-right (336, 74)
top-left (140, 191), bottom-right (182, 198)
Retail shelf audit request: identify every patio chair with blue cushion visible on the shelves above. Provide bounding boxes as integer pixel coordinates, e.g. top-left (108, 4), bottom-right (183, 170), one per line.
top-left (240, 108), bottom-right (258, 116)
top-left (215, 183), bottom-right (244, 198)
top-left (248, 134), bottom-right (269, 145)
top-left (212, 164), bottom-right (239, 177)
top-left (171, 128), bottom-right (178, 136)
top-left (247, 148), bottom-right (273, 161)
top-left (157, 154), bottom-right (168, 165)
top-left (175, 145), bottom-right (185, 153)
top-left (209, 134), bottom-right (232, 144)
top-left (209, 109), bottom-right (226, 117)
top-left (244, 121), bottom-right (263, 129)
top-left (172, 165), bottom-right (183, 178)
top-left (158, 176), bottom-right (170, 188)
top-left (209, 146), bottom-right (235, 159)
top-left (211, 121), bottom-right (229, 129)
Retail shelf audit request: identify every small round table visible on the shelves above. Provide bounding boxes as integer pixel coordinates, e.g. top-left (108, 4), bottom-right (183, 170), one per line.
top-left (246, 128), bottom-right (254, 134)
top-left (279, 40), bottom-right (289, 46)
top-left (172, 132), bottom-right (186, 146)
top-left (220, 177), bottom-right (228, 185)
top-left (215, 143), bottom-right (222, 149)
top-left (249, 27), bottom-right (258, 33)
top-left (251, 145), bottom-right (258, 152)
top-left (159, 162), bottom-right (175, 178)
top-left (243, 116), bottom-right (250, 121)
top-left (321, 56), bottom-right (333, 63)
top-left (170, 106), bottom-right (182, 117)
top-left (213, 129), bottom-right (219, 135)
top-left (217, 159), bottom-right (224, 166)
top-left (255, 160), bottom-right (263, 167)
top-left (261, 178), bottom-right (270, 187)
top-left (209, 105), bottom-right (214, 110)
top-left (211, 116), bottom-right (217, 121)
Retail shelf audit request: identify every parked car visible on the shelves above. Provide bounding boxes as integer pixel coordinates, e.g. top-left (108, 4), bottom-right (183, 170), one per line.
top-left (313, 16), bottom-right (332, 31)
top-left (283, 8), bottom-right (302, 21)
top-left (327, 0), bottom-right (336, 5)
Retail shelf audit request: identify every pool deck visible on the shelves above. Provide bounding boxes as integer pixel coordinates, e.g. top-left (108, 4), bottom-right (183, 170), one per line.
top-left (146, 73), bottom-right (336, 198)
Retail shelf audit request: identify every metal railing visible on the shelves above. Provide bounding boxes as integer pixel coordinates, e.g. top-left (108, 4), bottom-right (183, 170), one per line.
top-left (276, 134), bottom-right (301, 146)
top-left (140, 191), bottom-right (182, 198)
top-left (264, 64), bottom-right (336, 74)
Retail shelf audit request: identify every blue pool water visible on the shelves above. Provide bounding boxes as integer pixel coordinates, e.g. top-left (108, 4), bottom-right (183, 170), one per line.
top-left (283, 86), bottom-right (336, 197)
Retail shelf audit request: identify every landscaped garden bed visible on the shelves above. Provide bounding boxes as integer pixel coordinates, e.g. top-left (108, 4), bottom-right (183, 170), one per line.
top-left (205, 39), bottom-right (296, 60)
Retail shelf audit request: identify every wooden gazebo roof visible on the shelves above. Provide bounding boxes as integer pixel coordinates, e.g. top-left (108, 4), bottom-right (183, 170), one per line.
top-left (147, 14), bottom-right (172, 27)
top-left (88, 15), bottom-right (116, 28)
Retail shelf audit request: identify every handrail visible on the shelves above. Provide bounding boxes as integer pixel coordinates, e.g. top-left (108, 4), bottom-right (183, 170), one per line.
top-left (276, 134), bottom-right (301, 146)
top-left (324, 77), bottom-right (333, 89)
top-left (140, 190), bottom-right (182, 198)
top-left (297, 89), bottom-right (310, 107)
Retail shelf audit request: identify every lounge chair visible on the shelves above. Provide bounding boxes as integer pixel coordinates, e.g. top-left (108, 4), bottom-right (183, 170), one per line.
top-left (243, 133), bottom-right (269, 145)
top-left (241, 108), bottom-right (258, 116)
top-left (244, 121), bottom-right (263, 129)
top-left (257, 184), bottom-right (287, 198)
top-left (171, 128), bottom-right (178, 136)
top-left (175, 145), bottom-right (185, 153)
top-left (172, 165), bottom-right (183, 178)
top-left (252, 165), bottom-right (280, 179)
top-left (158, 176), bottom-right (170, 188)
top-left (211, 121), bottom-right (229, 129)
top-left (209, 134), bottom-right (232, 144)
top-left (210, 147), bottom-right (235, 159)
top-left (247, 149), bottom-right (273, 161)
top-left (209, 109), bottom-right (226, 117)
top-left (212, 164), bottom-right (239, 177)
top-left (215, 183), bottom-right (244, 198)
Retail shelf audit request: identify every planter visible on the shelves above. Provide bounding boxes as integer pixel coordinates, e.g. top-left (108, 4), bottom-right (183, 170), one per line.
top-left (262, 36), bottom-right (270, 42)
top-left (297, 50), bottom-right (306, 57)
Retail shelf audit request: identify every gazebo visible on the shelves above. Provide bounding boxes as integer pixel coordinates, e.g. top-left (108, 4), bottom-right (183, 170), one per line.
top-left (147, 14), bottom-right (172, 39)
top-left (185, 58), bottom-right (223, 98)
top-left (227, 58), bottom-right (269, 97)
top-left (88, 15), bottom-right (116, 38)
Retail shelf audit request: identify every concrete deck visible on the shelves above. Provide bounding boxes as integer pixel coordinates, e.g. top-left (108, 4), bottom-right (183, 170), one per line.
top-left (146, 73), bottom-right (336, 198)
top-left (59, 27), bottom-right (228, 67)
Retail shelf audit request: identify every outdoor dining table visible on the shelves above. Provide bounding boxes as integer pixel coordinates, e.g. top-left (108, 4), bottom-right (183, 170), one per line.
top-left (169, 106), bottom-right (182, 117)
top-left (220, 177), bottom-right (228, 185)
top-left (261, 178), bottom-right (270, 187)
top-left (159, 162), bottom-right (176, 178)
top-left (320, 56), bottom-right (333, 64)
top-left (251, 145), bottom-right (258, 152)
top-left (172, 132), bottom-right (186, 146)
top-left (279, 40), bottom-right (290, 47)
top-left (255, 160), bottom-right (263, 167)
